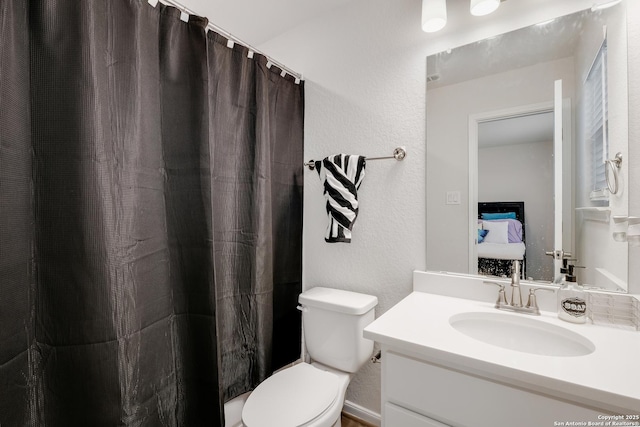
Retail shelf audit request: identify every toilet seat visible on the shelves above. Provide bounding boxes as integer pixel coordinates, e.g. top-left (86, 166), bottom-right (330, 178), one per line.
top-left (242, 363), bottom-right (340, 427)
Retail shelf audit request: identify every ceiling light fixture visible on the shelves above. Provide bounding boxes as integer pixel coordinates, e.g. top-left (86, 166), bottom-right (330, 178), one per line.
top-left (422, 0), bottom-right (447, 33)
top-left (470, 0), bottom-right (500, 16)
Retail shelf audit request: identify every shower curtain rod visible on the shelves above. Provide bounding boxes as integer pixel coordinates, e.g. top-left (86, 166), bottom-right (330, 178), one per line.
top-left (303, 147), bottom-right (407, 171)
top-left (156, 0), bottom-right (303, 81)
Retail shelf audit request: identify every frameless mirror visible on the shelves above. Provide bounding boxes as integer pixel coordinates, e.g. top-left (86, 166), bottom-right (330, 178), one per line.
top-left (426, 2), bottom-right (629, 292)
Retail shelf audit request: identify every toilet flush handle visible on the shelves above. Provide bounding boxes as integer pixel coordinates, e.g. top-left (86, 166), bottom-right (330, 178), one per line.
top-left (296, 304), bottom-right (308, 312)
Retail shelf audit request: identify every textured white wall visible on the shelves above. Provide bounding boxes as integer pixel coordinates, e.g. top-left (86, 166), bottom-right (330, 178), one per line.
top-left (626, 0), bottom-right (640, 295)
top-left (261, 0), bottom-right (428, 412)
top-left (258, 0), bottom-right (640, 416)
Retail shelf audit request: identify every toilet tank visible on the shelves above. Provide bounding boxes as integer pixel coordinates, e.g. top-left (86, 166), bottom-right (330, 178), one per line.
top-left (298, 287), bottom-right (378, 373)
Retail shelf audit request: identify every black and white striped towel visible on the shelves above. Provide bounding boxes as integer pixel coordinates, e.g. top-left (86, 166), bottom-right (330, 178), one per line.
top-left (315, 154), bottom-right (366, 243)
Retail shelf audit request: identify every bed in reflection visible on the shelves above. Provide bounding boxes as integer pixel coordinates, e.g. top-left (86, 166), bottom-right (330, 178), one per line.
top-left (477, 201), bottom-right (525, 278)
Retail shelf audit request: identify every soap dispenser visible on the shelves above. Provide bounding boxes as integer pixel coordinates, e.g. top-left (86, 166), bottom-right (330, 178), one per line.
top-left (557, 259), bottom-right (587, 323)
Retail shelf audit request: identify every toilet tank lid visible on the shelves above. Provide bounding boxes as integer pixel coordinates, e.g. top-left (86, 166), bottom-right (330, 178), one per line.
top-left (299, 287), bottom-right (378, 315)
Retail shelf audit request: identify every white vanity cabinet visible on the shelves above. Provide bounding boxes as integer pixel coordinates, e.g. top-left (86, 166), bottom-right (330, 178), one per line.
top-left (381, 349), bottom-right (607, 427)
top-left (365, 289), bottom-right (640, 427)
top-left (384, 401), bottom-right (449, 427)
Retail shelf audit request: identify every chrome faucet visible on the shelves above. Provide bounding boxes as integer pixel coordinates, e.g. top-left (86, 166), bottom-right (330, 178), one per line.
top-left (510, 260), bottom-right (522, 307)
top-left (484, 261), bottom-right (555, 316)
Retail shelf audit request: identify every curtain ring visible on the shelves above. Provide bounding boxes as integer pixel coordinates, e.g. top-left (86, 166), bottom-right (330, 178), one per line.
top-left (605, 152), bottom-right (623, 195)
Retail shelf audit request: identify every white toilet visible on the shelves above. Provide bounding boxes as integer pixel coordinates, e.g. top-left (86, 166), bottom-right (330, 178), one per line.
top-left (241, 287), bottom-right (378, 427)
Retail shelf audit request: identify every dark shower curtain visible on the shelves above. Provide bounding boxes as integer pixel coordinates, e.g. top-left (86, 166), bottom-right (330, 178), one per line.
top-left (0, 0), bottom-right (304, 425)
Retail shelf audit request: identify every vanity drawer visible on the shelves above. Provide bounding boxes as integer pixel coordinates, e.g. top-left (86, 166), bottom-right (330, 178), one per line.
top-left (385, 402), bottom-right (451, 427)
top-left (384, 351), bottom-right (605, 427)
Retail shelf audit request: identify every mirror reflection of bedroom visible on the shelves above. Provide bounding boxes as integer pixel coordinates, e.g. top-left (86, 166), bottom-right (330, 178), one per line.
top-left (426, 3), bottom-right (629, 291)
top-left (477, 112), bottom-right (554, 281)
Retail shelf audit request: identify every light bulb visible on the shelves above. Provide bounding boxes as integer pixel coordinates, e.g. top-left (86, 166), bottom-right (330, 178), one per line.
top-left (422, 0), bottom-right (447, 33)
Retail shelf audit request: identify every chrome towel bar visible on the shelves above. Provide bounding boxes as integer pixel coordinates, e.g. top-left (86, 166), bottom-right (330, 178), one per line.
top-left (304, 147), bottom-right (406, 171)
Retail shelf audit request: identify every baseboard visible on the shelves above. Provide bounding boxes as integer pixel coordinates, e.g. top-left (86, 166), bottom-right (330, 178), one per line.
top-left (342, 400), bottom-right (381, 427)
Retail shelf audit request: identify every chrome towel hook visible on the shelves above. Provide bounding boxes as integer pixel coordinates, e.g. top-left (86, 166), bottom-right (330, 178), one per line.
top-left (605, 152), bottom-right (623, 195)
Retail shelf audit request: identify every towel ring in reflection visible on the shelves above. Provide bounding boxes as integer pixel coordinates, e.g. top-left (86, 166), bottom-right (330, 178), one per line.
top-left (605, 152), bottom-right (623, 195)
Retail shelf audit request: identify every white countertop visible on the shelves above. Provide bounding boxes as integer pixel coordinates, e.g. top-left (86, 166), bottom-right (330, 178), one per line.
top-left (364, 291), bottom-right (640, 414)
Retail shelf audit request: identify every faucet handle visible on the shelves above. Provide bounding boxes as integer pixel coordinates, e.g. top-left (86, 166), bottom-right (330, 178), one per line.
top-left (484, 281), bottom-right (508, 307)
top-left (525, 287), bottom-right (556, 314)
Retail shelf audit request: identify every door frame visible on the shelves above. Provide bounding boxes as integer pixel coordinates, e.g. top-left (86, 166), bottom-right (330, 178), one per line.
top-left (468, 101), bottom-right (555, 275)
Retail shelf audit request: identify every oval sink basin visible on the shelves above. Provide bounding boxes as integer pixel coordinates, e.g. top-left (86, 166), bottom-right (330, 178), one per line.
top-left (449, 312), bottom-right (595, 357)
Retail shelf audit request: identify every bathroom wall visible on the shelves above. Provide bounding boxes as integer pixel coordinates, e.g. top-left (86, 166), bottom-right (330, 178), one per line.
top-left (573, 4), bottom-right (629, 289)
top-left (259, 0), bottom-right (639, 417)
top-left (628, 0), bottom-right (640, 294)
top-left (261, 0), bottom-right (429, 414)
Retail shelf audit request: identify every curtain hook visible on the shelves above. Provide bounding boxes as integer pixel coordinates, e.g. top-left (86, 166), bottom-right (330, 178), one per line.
top-left (179, 4), bottom-right (189, 22)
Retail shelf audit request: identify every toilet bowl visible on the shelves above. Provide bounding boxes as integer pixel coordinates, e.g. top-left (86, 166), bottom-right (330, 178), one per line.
top-left (242, 362), bottom-right (350, 427)
top-left (241, 287), bottom-right (377, 427)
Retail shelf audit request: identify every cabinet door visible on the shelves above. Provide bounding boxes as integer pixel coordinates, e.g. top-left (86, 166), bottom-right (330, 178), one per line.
top-left (385, 402), bottom-right (450, 427)
top-left (384, 351), bottom-right (606, 427)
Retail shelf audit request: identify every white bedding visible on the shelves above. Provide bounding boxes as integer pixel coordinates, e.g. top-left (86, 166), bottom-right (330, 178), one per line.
top-left (478, 242), bottom-right (525, 260)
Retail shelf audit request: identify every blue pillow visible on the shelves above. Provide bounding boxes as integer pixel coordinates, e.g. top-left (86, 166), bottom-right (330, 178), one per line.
top-left (482, 212), bottom-right (516, 220)
top-left (478, 229), bottom-right (489, 243)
